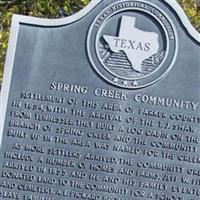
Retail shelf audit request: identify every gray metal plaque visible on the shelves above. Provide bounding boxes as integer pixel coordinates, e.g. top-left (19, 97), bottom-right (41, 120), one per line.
top-left (0, 0), bottom-right (200, 200)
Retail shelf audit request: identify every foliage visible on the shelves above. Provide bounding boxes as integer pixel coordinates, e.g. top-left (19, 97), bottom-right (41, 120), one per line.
top-left (0, 0), bottom-right (90, 81)
top-left (0, 0), bottom-right (199, 82)
top-left (178, 0), bottom-right (200, 31)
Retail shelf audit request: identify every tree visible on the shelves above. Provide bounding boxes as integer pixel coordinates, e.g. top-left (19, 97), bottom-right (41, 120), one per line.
top-left (0, 0), bottom-right (90, 81)
top-left (0, 0), bottom-right (199, 82)
top-left (178, 0), bottom-right (200, 31)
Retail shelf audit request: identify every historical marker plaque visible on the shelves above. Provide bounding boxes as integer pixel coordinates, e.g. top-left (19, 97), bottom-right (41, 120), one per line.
top-left (0, 0), bottom-right (200, 200)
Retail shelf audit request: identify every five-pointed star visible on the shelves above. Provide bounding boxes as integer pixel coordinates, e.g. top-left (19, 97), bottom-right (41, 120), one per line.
top-left (123, 80), bottom-right (128, 86)
top-left (132, 81), bottom-right (138, 86)
top-left (113, 77), bottom-right (139, 87)
top-left (113, 77), bottom-right (119, 83)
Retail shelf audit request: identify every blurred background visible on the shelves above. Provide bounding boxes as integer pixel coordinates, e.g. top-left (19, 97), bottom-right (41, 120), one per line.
top-left (0, 0), bottom-right (200, 84)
